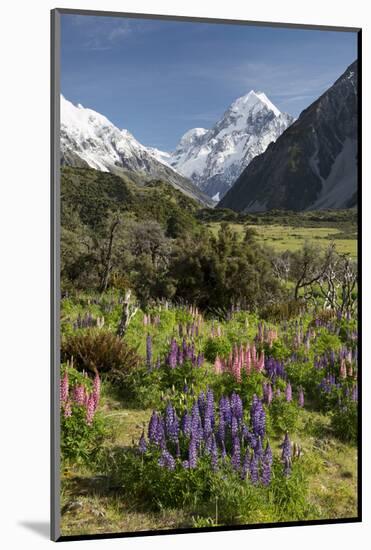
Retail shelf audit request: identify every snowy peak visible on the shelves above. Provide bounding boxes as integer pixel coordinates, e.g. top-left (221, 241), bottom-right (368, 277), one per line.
top-left (169, 90), bottom-right (293, 199)
top-left (230, 90), bottom-right (281, 117)
top-left (60, 95), bottom-right (214, 206)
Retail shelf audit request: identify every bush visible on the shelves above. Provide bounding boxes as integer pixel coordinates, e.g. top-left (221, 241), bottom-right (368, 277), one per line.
top-left (203, 337), bottom-right (232, 362)
top-left (330, 398), bottom-right (358, 444)
top-left (267, 399), bottom-right (301, 436)
top-left (61, 404), bottom-right (108, 466)
top-left (61, 330), bottom-right (140, 381)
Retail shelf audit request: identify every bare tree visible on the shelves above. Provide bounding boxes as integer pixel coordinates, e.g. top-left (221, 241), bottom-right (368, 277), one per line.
top-left (316, 253), bottom-right (357, 315)
top-left (290, 243), bottom-right (336, 301)
top-left (117, 290), bottom-right (138, 338)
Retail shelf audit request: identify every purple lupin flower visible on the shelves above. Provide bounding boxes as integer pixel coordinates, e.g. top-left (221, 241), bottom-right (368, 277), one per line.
top-left (211, 434), bottom-right (218, 471)
top-left (250, 395), bottom-right (266, 438)
top-left (254, 436), bottom-right (263, 460)
top-left (219, 396), bottom-right (232, 425)
top-left (158, 449), bottom-right (176, 470)
top-left (298, 388), bottom-right (305, 408)
top-left (181, 411), bottom-right (191, 437)
top-left (167, 338), bottom-right (178, 369)
top-left (261, 459), bottom-right (271, 486)
top-left (230, 392), bottom-right (243, 421)
top-left (191, 402), bottom-right (203, 444)
top-left (138, 431), bottom-right (147, 454)
top-left (165, 404), bottom-right (179, 442)
top-left (264, 441), bottom-right (273, 466)
top-left (231, 435), bottom-right (241, 471)
top-left (231, 415), bottom-right (238, 439)
top-left (217, 415), bottom-right (226, 445)
top-left (156, 417), bottom-right (166, 449)
top-left (281, 432), bottom-right (291, 461)
top-left (285, 382), bottom-right (292, 402)
top-left (204, 434), bottom-right (212, 455)
top-left (188, 437), bottom-right (198, 468)
top-left (249, 452), bottom-right (259, 484)
top-left (146, 334), bottom-right (152, 368)
top-left (148, 411), bottom-right (159, 442)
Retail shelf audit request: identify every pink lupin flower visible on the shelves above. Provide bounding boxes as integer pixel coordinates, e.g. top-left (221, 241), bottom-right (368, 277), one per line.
top-left (73, 384), bottom-right (86, 406)
top-left (63, 400), bottom-right (72, 418)
top-left (348, 363), bottom-right (353, 377)
top-left (250, 344), bottom-right (257, 367)
top-left (339, 359), bottom-right (347, 379)
top-left (214, 355), bottom-right (223, 374)
top-left (86, 393), bottom-right (96, 425)
top-left (60, 370), bottom-right (69, 404)
top-left (217, 325), bottom-right (222, 337)
top-left (143, 314), bottom-right (148, 326)
top-left (256, 351), bottom-right (265, 372)
top-left (232, 354), bottom-right (241, 382)
top-left (245, 347), bottom-right (251, 374)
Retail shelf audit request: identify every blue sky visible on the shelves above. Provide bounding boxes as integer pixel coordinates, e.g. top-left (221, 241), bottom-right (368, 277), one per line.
top-left (61, 14), bottom-right (357, 151)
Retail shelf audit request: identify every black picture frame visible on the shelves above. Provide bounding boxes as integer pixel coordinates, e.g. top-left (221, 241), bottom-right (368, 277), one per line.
top-left (51, 8), bottom-right (362, 542)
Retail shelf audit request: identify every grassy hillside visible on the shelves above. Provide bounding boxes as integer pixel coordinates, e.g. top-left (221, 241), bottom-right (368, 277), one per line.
top-left (61, 166), bottom-right (201, 233)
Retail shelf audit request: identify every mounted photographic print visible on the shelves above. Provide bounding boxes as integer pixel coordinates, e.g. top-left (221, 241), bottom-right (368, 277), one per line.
top-left (51, 8), bottom-right (361, 541)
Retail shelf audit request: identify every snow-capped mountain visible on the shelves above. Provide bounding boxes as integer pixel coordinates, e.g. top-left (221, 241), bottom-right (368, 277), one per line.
top-left (168, 91), bottom-right (294, 199)
top-left (60, 96), bottom-right (213, 206)
top-left (219, 61), bottom-right (358, 212)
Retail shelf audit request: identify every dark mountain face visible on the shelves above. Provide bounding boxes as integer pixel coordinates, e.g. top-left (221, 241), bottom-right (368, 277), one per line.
top-left (219, 61), bottom-right (358, 212)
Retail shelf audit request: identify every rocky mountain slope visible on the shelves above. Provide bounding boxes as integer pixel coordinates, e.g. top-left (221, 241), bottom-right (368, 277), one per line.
top-left (219, 61), bottom-right (358, 212)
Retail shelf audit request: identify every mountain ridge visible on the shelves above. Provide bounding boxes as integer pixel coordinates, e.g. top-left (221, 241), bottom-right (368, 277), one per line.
top-left (60, 96), bottom-right (214, 207)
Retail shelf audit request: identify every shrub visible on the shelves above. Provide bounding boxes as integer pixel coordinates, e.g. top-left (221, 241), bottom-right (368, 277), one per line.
top-left (330, 400), bottom-right (357, 444)
top-left (203, 337), bottom-right (232, 362)
top-left (61, 403), bottom-right (108, 466)
top-left (267, 399), bottom-right (301, 436)
top-left (61, 330), bottom-right (140, 382)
